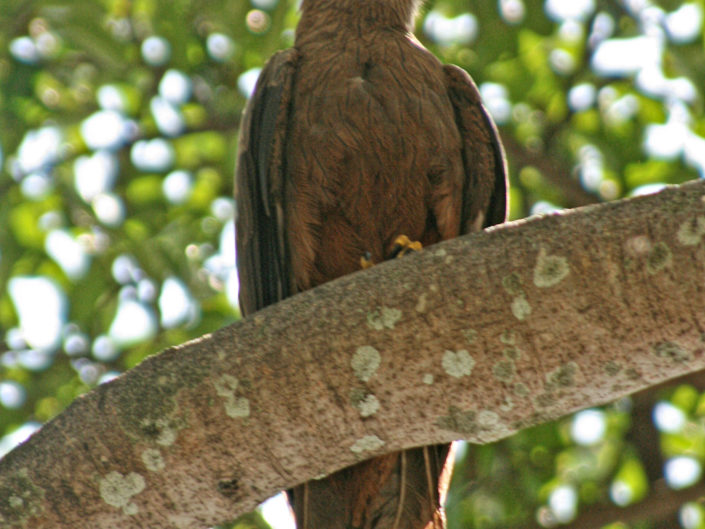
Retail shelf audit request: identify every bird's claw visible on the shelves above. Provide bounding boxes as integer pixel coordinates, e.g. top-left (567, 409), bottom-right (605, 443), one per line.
top-left (360, 251), bottom-right (375, 269)
top-left (360, 236), bottom-right (422, 270)
top-left (390, 235), bottom-right (423, 258)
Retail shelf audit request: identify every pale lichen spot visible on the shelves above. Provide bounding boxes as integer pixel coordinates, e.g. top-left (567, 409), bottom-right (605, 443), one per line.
top-left (141, 449), bottom-right (165, 472)
top-left (502, 273), bottom-right (523, 296)
top-left (477, 410), bottom-right (501, 429)
top-left (500, 396), bottom-right (515, 412)
top-left (430, 284), bottom-right (439, 293)
top-left (213, 373), bottom-right (240, 396)
top-left (500, 330), bottom-right (517, 345)
top-left (214, 374), bottom-right (251, 419)
top-left (442, 349), bottom-right (475, 378)
top-left (647, 242), bottom-right (672, 274)
top-left (604, 361), bottom-right (622, 376)
top-left (140, 417), bottom-right (178, 446)
top-left (534, 392), bottom-right (556, 408)
top-left (367, 307), bottom-right (402, 330)
top-left (625, 368), bottom-right (641, 381)
top-left (434, 248), bottom-right (448, 258)
top-left (99, 471), bottom-right (145, 516)
top-left (214, 374), bottom-right (239, 393)
top-left (224, 397), bottom-right (250, 419)
top-left (462, 329), bottom-right (478, 344)
top-left (545, 362), bottom-right (580, 389)
top-left (356, 394), bottom-right (380, 417)
top-left (436, 406), bottom-right (477, 433)
top-left (423, 374), bottom-right (434, 385)
top-left (350, 435), bottom-right (385, 454)
top-left (154, 419), bottom-right (177, 446)
top-left (653, 341), bottom-right (691, 363)
top-left (513, 382), bottom-right (529, 397)
top-left (492, 360), bottom-right (516, 381)
top-left (677, 217), bottom-right (705, 246)
top-left (2, 468), bottom-right (44, 520)
top-left (626, 235), bottom-right (652, 255)
top-left (352, 346), bottom-right (381, 382)
top-left (503, 346), bottom-right (521, 361)
top-left (533, 248), bottom-right (570, 288)
top-left (216, 346), bottom-right (227, 362)
top-left (445, 255), bottom-right (454, 265)
top-left (416, 293), bottom-right (429, 313)
top-left (511, 296), bottom-right (532, 321)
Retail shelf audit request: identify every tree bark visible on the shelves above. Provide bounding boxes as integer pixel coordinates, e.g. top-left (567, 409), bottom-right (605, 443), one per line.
top-left (2, 180), bottom-right (705, 529)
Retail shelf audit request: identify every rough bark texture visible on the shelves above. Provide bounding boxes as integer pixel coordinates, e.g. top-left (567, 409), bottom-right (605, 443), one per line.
top-left (2, 180), bottom-right (705, 529)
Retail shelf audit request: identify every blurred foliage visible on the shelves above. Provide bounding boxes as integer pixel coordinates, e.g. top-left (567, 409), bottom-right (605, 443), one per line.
top-left (1, 0), bottom-right (704, 528)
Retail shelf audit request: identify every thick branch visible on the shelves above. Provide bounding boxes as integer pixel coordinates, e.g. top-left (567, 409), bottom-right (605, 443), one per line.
top-left (2, 180), bottom-right (705, 529)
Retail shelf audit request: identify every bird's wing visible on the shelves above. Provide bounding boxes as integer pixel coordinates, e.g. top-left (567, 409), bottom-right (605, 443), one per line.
top-left (443, 64), bottom-right (508, 230)
top-left (235, 49), bottom-right (300, 316)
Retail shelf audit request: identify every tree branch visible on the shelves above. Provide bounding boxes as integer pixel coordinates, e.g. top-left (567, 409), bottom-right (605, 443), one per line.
top-left (2, 180), bottom-right (705, 529)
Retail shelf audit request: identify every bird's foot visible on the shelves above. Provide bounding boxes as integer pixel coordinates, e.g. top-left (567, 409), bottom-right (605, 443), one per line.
top-left (390, 235), bottom-right (423, 258)
top-left (360, 251), bottom-right (375, 270)
top-left (360, 236), bottom-right (422, 270)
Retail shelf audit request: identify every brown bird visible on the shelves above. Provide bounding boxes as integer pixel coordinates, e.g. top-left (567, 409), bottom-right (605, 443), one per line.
top-left (235, 0), bottom-right (508, 528)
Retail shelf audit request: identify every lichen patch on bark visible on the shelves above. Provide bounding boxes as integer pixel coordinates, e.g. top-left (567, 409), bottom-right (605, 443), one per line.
top-left (646, 242), bottom-right (672, 274)
top-left (653, 341), bottom-right (691, 363)
top-left (513, 383), bottom-right (529, 397)
top-left (355, 394), bottom-right (380, 417)
top-left (0, 468), bottom-right (44, 523)
top-left (213, 375), bottom-right (251, 419)
top-left (98, 471), bottom-right (145, 516)
top-left (500, 330), bottom-right (517, 344)
top-left (436, 406), bottom-right (477, 434)
top-left (492, 360), bottom-right (516, 381)
top-left (367, 307), bottom-right (402, 330)
top-left (533, 248), bottom-right (570, 288)
top-left (415, 293), bottom-right (428, 313)
top-left (351, 346), bottom-right (381, 382)
top-left (511, 296), bottom-right (532, 321)
top-left (141, 449), bottom-right (165, 472)
top-left (545, 362), bottom-right (580, 389)
top-left (677, 216), bottom-right (705, 246)
top-left (442, 350), bottom-right (475, 378)
top-left (139, 417), bottom-right (180, 447)
top-left (502, 272), bottom-right (523, 296)
top-left (350, 435), bottom-right (385, 454)
top-left (462, 329), bottom-right (478, 344)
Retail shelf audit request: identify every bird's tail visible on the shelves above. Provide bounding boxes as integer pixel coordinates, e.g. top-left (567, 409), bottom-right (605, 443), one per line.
top-left (287, 444), bottom-right (453, 529)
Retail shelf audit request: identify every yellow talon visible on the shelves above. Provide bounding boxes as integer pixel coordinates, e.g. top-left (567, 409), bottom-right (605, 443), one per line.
top-left (360, 252), bottom-right (375, 269)
top-left (391, 235), bottom-right (423, 258)
top-left (361, 236), bottom-right (422, 269)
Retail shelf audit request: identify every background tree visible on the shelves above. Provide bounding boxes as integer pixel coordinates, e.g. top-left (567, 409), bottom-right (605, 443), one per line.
top-left (0, 0), bottom-right (704, 528)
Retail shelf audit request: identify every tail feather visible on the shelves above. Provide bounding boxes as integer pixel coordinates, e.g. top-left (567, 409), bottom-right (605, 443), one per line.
top-left (287, 444), bottom-right (453, 529)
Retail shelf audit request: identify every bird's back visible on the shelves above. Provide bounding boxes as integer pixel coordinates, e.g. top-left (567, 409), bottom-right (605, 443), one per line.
top-left (285, 29), bottom-right (466, 292)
